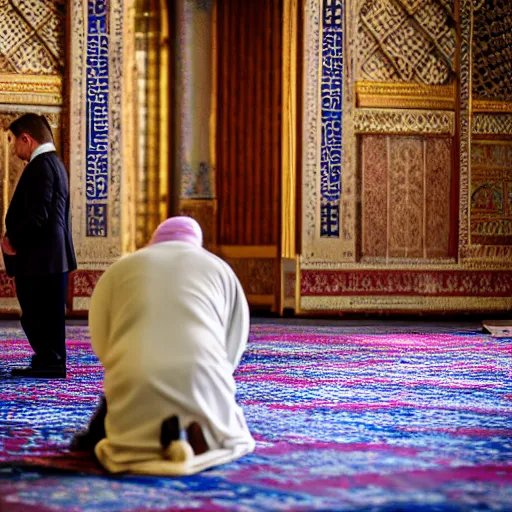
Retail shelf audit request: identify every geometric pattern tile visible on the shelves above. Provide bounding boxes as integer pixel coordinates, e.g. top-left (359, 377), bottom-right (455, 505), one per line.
top-left (473, 0), bottom-right (512, 102)
top-left (471, 142), bottom-right (512, 246)
top-left (358, 0), bottom-right (455, 84)
top-left (0, 0), bottom-right (65, 74)
top-left (361, 135), bottom-right (452, 259)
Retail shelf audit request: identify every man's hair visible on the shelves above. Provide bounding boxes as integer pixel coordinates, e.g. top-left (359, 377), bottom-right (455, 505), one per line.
top-left (8, 114), bottom-right (54, 144)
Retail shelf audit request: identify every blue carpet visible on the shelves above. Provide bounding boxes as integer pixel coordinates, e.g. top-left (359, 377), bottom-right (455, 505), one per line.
top-left (1, 324), bottom-right (511, 511)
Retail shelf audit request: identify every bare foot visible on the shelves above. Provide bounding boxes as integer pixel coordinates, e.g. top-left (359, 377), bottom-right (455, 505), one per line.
top-left (186, 422), bottom-right (209, 455)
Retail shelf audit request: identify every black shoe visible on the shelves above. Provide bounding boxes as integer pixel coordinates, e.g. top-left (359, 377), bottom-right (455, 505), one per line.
top-left (31, 354), bottom-right (65, 369)
top-left (11, 365), bottom-right (67, 379)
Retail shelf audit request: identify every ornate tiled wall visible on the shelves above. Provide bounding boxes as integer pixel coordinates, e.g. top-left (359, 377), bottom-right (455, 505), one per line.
top-left (299, 0), bottom-right (512, 313)
top-left (319, 0), bottom-right (343, 238)
top-left (0, 1), bottom-right (65, 76)
top-left (84, 1), bottom-right (110, 238)
top-left (70, 0), bottom-right (125, 259)
top-left (466, 0), bottom-right (512, 264)
top-left (68, 0), bottom-right (137, 312)
top-left (357, 0), bottom-right (456, 84)
top-left (302, 0), bottom-right (356, 263)
top-left (301, 0), bottom-right (456, 268)
top-left (1, 0), bottom-right (510, 315)
top-left (68, 0), bottom-right (218, 312)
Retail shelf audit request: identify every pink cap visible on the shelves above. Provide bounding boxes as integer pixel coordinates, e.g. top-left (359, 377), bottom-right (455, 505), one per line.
top-left (149, 216), bottom-right (203, 247)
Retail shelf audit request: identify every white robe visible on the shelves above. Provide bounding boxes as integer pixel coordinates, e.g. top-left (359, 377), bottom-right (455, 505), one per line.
top-left (88, 241), bottom-right (255, 475)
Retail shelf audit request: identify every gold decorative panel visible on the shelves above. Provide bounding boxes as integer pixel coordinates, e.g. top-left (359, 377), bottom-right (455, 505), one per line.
top-left (389, 137), bottom-right (424, 258)
top-left (356, 82), bottom-right (455, 110)
top-left (465, 0), bottom-right (512, 265)
top-left (361, 135), bottom-right (388, 257)
top-left (0, 74), bottom-right (62, 105)
top-left (471, 142), bottom-right (512, 246)
top-left (473, 101), bottom-right (512, 114)
top-left (357, 0), bottom-right (456, 84)
top-left (362, 135), bottom-right (452, 259)
top-left (0, 0), bottom-right (65, 75)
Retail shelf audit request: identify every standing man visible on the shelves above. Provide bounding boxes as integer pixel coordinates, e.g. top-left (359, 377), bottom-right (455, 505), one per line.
top-left (2, 113), bottom-right (76, 379)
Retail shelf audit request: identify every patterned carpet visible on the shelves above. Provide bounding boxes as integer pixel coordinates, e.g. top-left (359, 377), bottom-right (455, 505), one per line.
top-left (1, 323), bottom-right (511, 511)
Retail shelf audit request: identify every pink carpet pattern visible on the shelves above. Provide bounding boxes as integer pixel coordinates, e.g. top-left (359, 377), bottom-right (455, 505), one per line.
top-left (0, 323), bottom-right (511, 511)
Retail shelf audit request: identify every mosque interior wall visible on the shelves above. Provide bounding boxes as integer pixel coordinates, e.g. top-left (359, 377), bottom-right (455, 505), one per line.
top-left (0, 0), bottom-right (510, 315)
top-left (298, 0), bottom-right (512, 314)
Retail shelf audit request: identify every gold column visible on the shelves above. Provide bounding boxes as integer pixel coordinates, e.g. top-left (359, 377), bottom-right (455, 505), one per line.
top-left (209, 0), bottom-right (217, 203)
top-left (159, 0), bottom-right (170, 222)
top-left (281, 0), bottom-right (299, 260)
top-left (146, 21), bottom-right (160, 239)
top-left (122, 0), bottom-right (137, 255)
top-left (134, 0), bottom-right (169, 248)
top-left (280, 0), bottom-right (300, 313)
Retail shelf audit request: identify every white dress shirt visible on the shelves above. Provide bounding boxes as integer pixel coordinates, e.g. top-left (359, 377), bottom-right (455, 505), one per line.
top-left (30, 142), bottom-right (56, 162)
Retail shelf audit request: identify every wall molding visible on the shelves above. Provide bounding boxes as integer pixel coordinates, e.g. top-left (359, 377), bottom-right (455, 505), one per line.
top-left (354, 109), bottom-right (455, 135)
top-left (356, 82), bottom-right (456, 111)
top-left (472, 113), bottom-right (512, 136)
top-left (0, 74), bottom-right (62, 106)
top-left (300, 295), bottom-right (512, 312)
top-left (473, 100), bottom-right (512, 114)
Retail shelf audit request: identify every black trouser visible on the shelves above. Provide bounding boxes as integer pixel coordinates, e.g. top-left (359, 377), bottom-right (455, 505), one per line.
top-left (71, 396), bottom-right (107, 453)
top-left (15, 272), bottom-right (68, 366)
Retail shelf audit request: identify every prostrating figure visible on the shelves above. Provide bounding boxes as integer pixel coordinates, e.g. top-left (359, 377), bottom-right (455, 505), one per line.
top-left (3, 114), bottom-right (76, 379)
top-left (75, 216), bottom-right (254, 475)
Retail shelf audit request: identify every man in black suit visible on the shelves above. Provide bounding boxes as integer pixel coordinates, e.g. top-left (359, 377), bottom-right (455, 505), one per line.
top-left (2, 114), bottom-right (77, 379)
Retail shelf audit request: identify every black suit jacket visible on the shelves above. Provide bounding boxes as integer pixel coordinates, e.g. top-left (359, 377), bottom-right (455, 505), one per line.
top-left (4, 151), bottom-right (77, 277)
